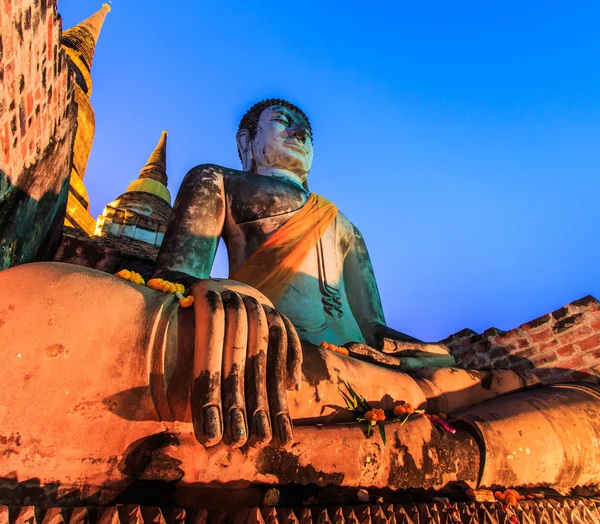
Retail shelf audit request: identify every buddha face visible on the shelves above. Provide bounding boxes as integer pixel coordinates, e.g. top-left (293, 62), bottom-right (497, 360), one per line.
top-left (248, 105), bottom-right (314, 179)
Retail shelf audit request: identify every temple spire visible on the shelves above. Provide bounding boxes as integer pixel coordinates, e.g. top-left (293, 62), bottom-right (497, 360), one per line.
top-left (78, 3), bottom-right (111, 44)
top-left (95, 131), bottom-right (172, 244)
top-left (62, 3), bottom-right (111, 75)
top-left (61, 3), bottom-right (111, 235)
top-left (139, 131), bottom-right (168, 186)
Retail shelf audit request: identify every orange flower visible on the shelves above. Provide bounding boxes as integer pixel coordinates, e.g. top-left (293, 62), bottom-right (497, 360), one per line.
top-left (393, 402), bottom-right (415, 417)
top-left (115, 269), bottom-right (145, 285)
top-left (115, 269), bottom-right (131, 280)
top-left (364, 408), bottom-right (386, 423)
top-left (147, 278), bottom-right (164, 291)
top-left (148, 278), bottom-right (178, 293)
top-left (494, 490), bottom-right (520, 507)
top-left (178, 296), bottom-right (195, 308)
top-left (505, 495), bottom-right (519, 507)
top-left (330, 345), bottom-right (349, 356)
top-left (320, 341), bottom-right (349, 356)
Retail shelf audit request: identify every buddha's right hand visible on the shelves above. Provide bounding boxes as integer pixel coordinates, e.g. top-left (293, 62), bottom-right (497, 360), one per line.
top-left (190, 279), bottom-right (302, 450)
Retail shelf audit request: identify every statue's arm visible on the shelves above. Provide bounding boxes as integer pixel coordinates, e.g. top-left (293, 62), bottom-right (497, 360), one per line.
top-left (153, 164), bottom-right (226, 287)
top-left (343, 222), bottom-right (422, 347)
top-left (152, 165), bottom-right (299, 449)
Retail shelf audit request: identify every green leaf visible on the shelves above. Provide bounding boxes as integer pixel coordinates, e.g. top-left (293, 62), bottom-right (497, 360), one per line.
top-left (339, 389), bottom-right (355, 411)
top-left (378, 422), bottom-right (387, 446)
top-left (358, 397), bottom-right (371, 412)
top-left (367, 423), bottom-right (372, 438)
top-left (341, 381), bottom-right (360, 410)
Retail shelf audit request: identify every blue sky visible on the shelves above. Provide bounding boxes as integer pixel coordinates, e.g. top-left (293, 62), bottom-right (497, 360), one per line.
top-left (59, 1), bottom-right (600, 341)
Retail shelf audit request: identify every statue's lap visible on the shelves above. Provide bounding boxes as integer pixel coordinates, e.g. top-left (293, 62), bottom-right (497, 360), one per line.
top-left (3, 262), bottom-right (596, 503)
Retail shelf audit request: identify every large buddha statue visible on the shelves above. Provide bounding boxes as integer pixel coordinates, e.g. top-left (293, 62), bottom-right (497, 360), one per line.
top-left (151, 98), bottom-right (456, 449)
top-left (155, 98), bottom-right (428, 350)
top-left (1, 99), bottom-right (599, 506)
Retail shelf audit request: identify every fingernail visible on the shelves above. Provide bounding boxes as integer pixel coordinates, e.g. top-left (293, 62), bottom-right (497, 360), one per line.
top-left (202, 406), bottom-right (222, 445)
top-left (276, 413), bottom-right (294, 447)
top-left (229, 408), bottom-right (248, 447)
top-left (252, 410), bottom-right (271, 447)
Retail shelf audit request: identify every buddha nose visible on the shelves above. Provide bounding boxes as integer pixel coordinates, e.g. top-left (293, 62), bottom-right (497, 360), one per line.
top-left (288, 125), bottom-right (307, 143)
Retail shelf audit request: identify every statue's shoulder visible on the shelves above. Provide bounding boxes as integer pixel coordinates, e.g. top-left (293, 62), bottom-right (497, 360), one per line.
top-left (335, 209), bottom-right (358, 234)
top-left (334, 209), bottom-right (366, 249)
top-left (183, 164), bottom-right (250, 185)
top-left (183, 163), bottom-right (227, 179)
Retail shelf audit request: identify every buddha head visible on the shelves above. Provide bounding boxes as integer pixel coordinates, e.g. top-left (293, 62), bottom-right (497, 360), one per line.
top-left (236, 99), bottom-right (313, 187)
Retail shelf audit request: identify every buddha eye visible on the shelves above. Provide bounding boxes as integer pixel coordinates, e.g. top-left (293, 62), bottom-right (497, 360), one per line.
top-left (271, 115), bottom-right (289, 126)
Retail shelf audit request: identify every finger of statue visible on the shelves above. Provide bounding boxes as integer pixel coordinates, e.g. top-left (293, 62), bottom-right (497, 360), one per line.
top-left (280, 313), bottom-right (302, 391)
top-left (221, 291), bottom-right (249, 448)
top-left (265, 307), bottom-right (294, 449)
top-left (243, 296), bottom-right (272, 448)
top-left (192, 289), bottom-right (225, 447)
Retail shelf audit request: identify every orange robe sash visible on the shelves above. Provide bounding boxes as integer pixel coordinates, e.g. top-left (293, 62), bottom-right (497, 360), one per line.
top-left (229, 193), bottom-right (338, 303)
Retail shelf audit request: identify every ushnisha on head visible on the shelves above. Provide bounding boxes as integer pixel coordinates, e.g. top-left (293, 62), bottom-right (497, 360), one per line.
top-left (236, 99), bottom-right (314, 187)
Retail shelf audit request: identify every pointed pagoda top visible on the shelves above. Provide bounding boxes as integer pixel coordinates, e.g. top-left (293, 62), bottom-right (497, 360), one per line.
top-left (124, 131), bottom-right (171, 204)
top-left (139, 131), bottom-right (168, 186)
top-left (62, 3), bottom-right (111, 72)
top-left (78, 3), bottom-right (111, 43)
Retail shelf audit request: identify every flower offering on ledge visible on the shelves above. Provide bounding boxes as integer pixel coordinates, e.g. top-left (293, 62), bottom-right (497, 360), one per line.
top-left (114, 271), bottom-right (194, 308)
top-left (115, 269), bottom-right (145, 285)
top-left (320, 341), bottom-right (349, 355)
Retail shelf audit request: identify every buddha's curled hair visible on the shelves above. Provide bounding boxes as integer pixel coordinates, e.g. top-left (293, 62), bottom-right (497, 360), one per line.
top-left (238, 98), bottom-right (312, 151)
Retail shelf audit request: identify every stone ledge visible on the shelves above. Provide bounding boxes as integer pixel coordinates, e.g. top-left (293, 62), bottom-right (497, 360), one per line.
top-left (1, 498), bottom-right (600, 524)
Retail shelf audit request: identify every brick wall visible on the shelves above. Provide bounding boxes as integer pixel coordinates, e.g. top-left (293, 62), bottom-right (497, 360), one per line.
top-left (0, 0), bottom-right (77, 269)
top-left (442, 296), bottom-right (600, 384)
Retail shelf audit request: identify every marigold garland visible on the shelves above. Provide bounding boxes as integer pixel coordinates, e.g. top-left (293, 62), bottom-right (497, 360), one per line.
top-left (147, 278), bottom-right (185, 295)
top-left (115, 271), bottom-right (194, 308)
top-left (115, 269), bottom-right (145, 286)
top-left (178, 296), bottom-right (195, 308)
top-left (320, 341), bottom-right (349, 355)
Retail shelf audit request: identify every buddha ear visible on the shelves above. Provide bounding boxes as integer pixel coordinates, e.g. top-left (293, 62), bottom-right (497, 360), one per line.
top-left (236, 129), bottom-right (254, 172)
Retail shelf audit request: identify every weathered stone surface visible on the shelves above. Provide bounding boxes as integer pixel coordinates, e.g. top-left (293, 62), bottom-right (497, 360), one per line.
top-left (54, 227), bottom-right (159, 279)
top-left (4, 500), bottom-right (600, 524)
top-left (3, 262), bottom-right (598, 509)
top-left (0, 0), bottom-right (77, 269)
top-left (455, 382), bottom-right (600, 491)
